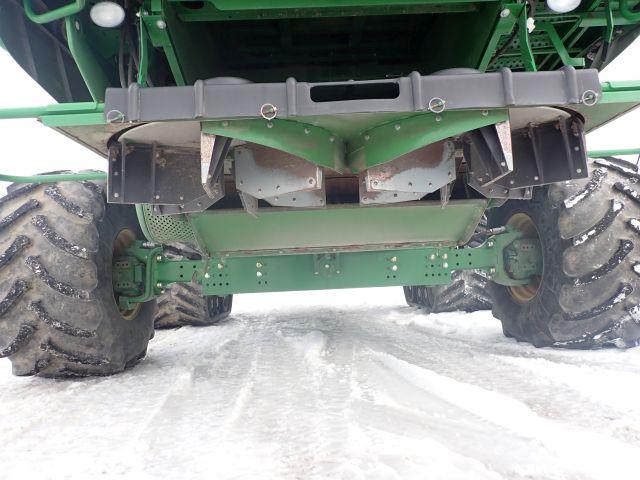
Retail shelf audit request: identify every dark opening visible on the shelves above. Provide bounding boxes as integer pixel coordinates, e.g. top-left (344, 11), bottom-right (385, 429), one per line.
top-left (310, 82), bottom-right (400, 103)
top-left (180, 1), bottom-right (205, 9)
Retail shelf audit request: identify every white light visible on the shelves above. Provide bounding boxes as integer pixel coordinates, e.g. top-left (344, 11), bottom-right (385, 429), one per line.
top-left (90, 1), bottom-right (126, 28)
top-left (546, 0), bottom-right (581, 14)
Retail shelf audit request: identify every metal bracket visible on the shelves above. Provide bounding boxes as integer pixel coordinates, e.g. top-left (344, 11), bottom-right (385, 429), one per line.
top-left (108, 139), bottom-right (224, 213)
top-left (466, 112), bottom-right (588, 199)
top-left (234, 143), bottom-right (325, 208)
top-left (360, 141), bottom-right (456, 205)
top-left (201, 133), bottom-right (231, 199)
top-left (314, 253), bottom-right (341, 277)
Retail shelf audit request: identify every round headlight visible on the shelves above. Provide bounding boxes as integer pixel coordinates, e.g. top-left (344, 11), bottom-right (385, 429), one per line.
top-left (90, 1), bottom-right (126, 28)
top-left (546, 0), bottom-right (581, 14)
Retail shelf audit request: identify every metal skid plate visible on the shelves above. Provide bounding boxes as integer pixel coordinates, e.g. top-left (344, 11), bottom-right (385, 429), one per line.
top-left (234, 143), bottom-right (325, 208)
top-left (360, 141), bottom-right (455, 205)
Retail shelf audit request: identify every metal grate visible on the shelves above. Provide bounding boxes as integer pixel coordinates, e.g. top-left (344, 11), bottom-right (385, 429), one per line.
top-left (138, 204), bottom-right (195, 244)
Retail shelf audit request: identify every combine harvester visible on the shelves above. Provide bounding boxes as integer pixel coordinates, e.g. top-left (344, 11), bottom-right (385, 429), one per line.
top-left (1, 0), bottom-right (640, 377)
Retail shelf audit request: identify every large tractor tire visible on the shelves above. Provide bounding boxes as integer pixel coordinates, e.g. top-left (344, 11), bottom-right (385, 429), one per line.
top-left (487, 158), bottom-right (640, 349)
top-left (155, 282), bottom-right (233, 328)
top-left (403, 220), bottom-right (492, 313)
top-left (153, 245), bottom-right (233, 329)
top-left (0, 179), bottom-right (155, 377)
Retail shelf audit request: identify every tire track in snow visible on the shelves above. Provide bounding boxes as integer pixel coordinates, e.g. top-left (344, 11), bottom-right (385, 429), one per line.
top-left (370, 349), bottom-right (640, 480)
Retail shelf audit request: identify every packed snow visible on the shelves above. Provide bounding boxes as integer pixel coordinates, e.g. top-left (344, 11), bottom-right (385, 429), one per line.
top-left (2, 287), bottom-right (640, 480)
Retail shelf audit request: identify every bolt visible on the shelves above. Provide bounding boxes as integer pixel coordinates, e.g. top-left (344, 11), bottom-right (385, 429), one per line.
top-left (221, 120), bottom-right (229, 127)
top-left (156, 282), bottom-right (163, 288)
top-left (533, 176), bottom-right (539, 181)
top-left (217, 263), bottom-right (224, 270)
top-left (113, 192), bottom-right (120, 198)
top-left (74, 20), bottom-right (81, 31)
top-left (390, 256), bottom-right (397, 263)
top-left (582, 90), bottom-right (598, 106)
top-left (481, 110), bottom-right (489, 117)
top-left (256, 262), bottom-right (263, 268)
top-left (336, 270), bottom-right (341, 274)
top-left (394, 124), bottom-right (401, 131)
top-left (204, 273), bottom-right (210, 279)
top-left (442, 253), bottom-right (448, 260)
top-left (429, 253), bottom-right (436, 260)
top-left (114, 171), bottom-right (119, 176)
top-left (329, 136), bottom-right (335, 143)
top-left (256, 271), bottom-right (263, 278)
top-left (260, 103), bottom-right (277, 120)
top-left (314, 271), bottom-right (319, 275)
top-left (500, 8), bottom-right (511, 17)
top-left (490, 268), bottom-right (496, 274)
top-left (500, 162), bottom-right (506, 167)
top-left (510, 180), bottom-right (515, 185)
top-left (574, 146), bottom-right (580, 151)
top-left (324, 264), bottom-right (331, 269)
top-left (435, 115), bottom-right (442, 122)
top-left (442, 262), bottom-right (449, 269)
top-left (156, 20), bottom-right (167, 29)
top-left (156, 255), bottom-right (163, 262)
top-left (576, 168), bottom-right (582, 174)
top-left (304, 128), bottom-right (311, 135)
top-left (155, 195), bottom-right (160, 200)
top-left (364, 134), bottom-right (370, 141)
top-left (487, 241), bottom-right (495, 248)
top-left (391, 265), bottom-right (398, 271)
top-left (179, 195), bottom-right (184, 201)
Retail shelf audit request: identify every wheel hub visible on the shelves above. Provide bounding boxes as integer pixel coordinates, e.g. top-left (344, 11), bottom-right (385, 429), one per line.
top-left (506, 213), bottom-right (543, 304)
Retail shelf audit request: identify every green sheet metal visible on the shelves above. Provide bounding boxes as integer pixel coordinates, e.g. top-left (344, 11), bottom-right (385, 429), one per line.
top-left (203, 119), bottom-right (346, 172)
top-left (186, 200), bottom-right (486, 256)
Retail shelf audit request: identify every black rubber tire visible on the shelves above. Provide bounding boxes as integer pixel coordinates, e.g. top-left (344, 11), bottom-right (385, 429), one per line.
top-left (487, 157), bottom-right (640, 349)
top-left (403, 219), bottom-right (492, 313)
top-left (155, 282), bottom-right (233, 329)
top-left (0, 180), bottom-right (155, 377)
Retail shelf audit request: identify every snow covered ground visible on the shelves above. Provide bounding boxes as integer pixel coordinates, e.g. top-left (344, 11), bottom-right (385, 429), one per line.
top-left (2, 287), bottom-right (640, 480)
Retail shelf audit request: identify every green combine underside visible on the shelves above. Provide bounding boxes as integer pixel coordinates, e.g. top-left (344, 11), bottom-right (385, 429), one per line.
top-left (1, 0), bottom-right (640, 103)
top-left (2, 0), bottom-right (640, 303)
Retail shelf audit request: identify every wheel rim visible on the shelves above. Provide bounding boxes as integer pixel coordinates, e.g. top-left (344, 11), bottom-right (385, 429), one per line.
top-left (113, 228), bottom-right (142, 320)
top-left (506, 213), bottom-right (543, 305)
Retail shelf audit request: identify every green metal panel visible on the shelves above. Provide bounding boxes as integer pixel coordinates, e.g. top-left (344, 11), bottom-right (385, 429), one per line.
top-left (348, 110), bottom-right (508, 171)
top-left (202, 119), bottom-right (346, 172)
top-left (64, 17), bottom-right (112, 102)
top-left (186, 200), bottom-right (486, 256)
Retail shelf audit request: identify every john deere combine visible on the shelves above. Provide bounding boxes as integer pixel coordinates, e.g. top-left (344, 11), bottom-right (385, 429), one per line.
top-left (1, 0), bottom-right (640, 377)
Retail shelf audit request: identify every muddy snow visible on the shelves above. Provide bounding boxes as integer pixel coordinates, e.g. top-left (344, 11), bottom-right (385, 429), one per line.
top-left (2, 287), bottom-right (640, 480)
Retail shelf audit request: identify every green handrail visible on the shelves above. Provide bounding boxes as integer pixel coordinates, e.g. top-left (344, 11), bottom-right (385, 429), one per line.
top-left (588, 148), bottom-right (640, 157)
top-left (620, 0), bottom-right (640, 22)
top-left (0, 172), bottom-right (107, 184)
top-left (23, 0), bottom-right (86, 24)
